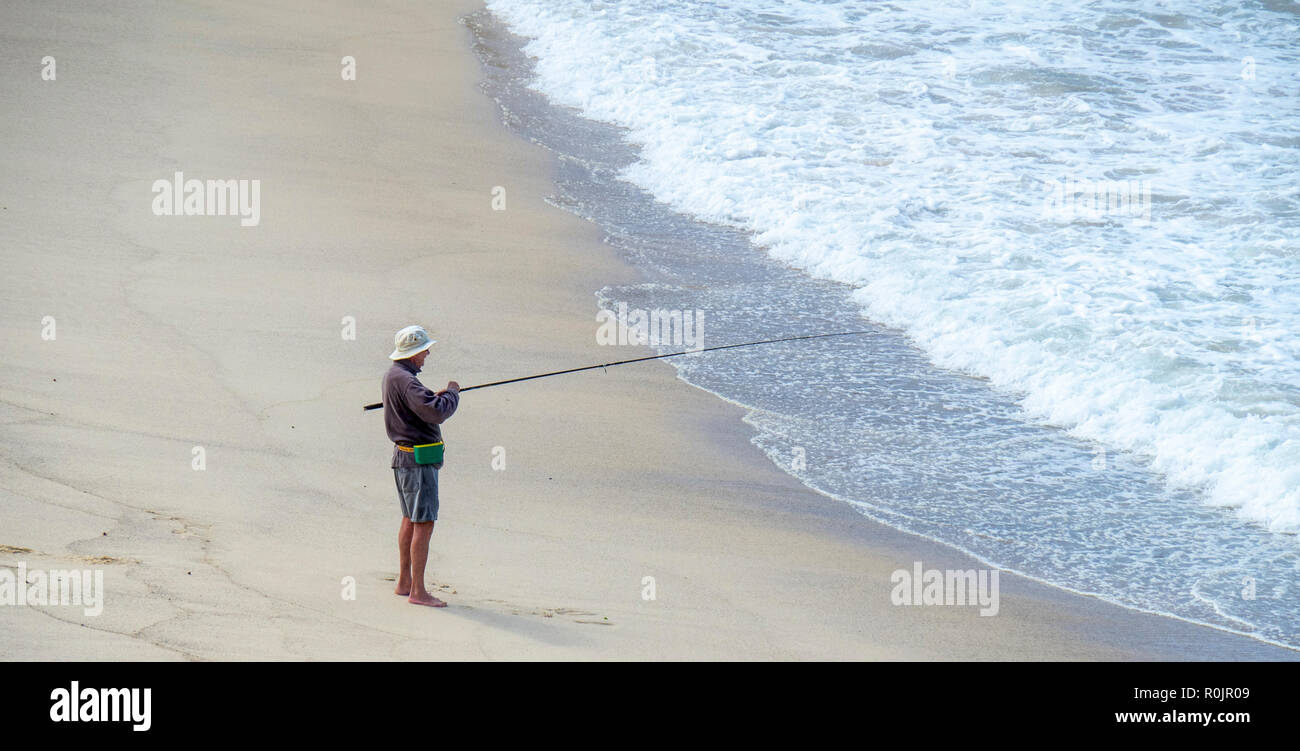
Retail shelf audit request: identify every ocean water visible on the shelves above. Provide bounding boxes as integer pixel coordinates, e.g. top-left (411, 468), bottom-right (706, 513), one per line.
top-left (469, 0), bottom-right (1300, 648)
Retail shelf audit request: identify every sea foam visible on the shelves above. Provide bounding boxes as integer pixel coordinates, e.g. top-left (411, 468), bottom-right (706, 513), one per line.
top-left (487, 0), bottom-right (1300, 534)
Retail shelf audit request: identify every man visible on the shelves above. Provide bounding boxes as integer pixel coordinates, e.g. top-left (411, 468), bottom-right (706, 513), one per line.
top-left (382, 325), bottom-right (459, 608)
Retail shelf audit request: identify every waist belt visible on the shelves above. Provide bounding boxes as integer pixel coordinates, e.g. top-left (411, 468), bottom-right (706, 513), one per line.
top-left (397, 442), bottom-right (444, 464)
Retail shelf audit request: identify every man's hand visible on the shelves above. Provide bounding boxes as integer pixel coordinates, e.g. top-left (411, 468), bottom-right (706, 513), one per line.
top-left (437, 380), bottom-right (460, 395)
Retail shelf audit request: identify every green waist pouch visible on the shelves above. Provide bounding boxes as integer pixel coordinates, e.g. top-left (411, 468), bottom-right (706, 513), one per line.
top-left (413, 441), bottom-right (444, 465)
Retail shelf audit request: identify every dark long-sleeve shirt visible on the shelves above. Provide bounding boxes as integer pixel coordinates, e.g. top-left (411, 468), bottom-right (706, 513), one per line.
top-left (382, 359), bottom-right (459, 468)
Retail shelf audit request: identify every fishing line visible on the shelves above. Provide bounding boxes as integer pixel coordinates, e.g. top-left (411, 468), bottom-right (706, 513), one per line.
top-left (363, 329), bottom-right (871, 411)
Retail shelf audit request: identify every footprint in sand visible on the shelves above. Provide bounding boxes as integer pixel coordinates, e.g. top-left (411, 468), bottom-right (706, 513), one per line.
top-left (379, 574), bottom-right (457, 595)
top-left (526, 606), bottom-right (610, 625)
top-left (1, 545), bottom-right (135, 565)
top-left (80, 555), bottom-right (137, 565)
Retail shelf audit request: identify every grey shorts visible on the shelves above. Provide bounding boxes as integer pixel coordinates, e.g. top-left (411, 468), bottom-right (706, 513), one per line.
top-left (394, 465), bottom-right (439, 523)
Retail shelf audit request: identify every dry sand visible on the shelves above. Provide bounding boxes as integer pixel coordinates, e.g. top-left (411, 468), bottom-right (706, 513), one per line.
top-left (1, 0), bottom-right (1294, 660)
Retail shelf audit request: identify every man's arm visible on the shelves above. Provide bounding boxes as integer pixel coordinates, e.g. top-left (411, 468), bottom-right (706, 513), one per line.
top-left (403, 377), bottom-right (459, 425)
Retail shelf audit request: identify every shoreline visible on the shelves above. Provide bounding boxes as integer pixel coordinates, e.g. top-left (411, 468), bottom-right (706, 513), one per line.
top-left (466, 6), bottom-right (1300, 657)
top-left (0, 0), bottom-right (1294, 659)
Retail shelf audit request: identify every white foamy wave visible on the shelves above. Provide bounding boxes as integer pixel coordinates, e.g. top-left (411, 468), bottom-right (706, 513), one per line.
top-left (486, 0), bottom-right (1300, 532)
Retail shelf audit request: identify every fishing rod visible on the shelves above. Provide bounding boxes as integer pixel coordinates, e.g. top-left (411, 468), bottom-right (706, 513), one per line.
top-left (362, 329), bottom-right (871, 411)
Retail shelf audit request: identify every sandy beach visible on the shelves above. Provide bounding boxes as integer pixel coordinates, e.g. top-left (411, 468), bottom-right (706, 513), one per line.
top-left (1, 0), bottom-right (1295, 660)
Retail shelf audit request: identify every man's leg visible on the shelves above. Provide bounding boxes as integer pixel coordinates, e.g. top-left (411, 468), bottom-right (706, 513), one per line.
top-left (395, 516), bottom-right (413, 596)
top-left (408, 521), bottom-right (444, 607)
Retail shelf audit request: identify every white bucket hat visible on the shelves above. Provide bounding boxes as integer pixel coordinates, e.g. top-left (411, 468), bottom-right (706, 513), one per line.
top-left (389, 325), bottom-right (436, 360)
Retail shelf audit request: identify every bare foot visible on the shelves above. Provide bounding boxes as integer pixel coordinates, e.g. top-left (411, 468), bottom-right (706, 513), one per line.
top-left (394, 585), bottom-right (411, 596)
top-left (408, 591), bottom-right (447, 608)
